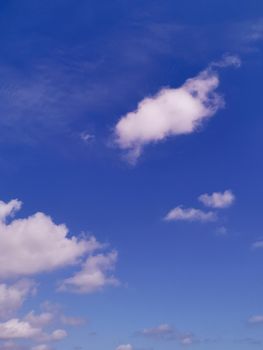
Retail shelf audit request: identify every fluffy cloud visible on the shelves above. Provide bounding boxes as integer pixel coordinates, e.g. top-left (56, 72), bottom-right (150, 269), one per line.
top-left (198, 190), bottom-right (235, 208)
top-left (59, 251), bottom-right (119, 293)
top-left (164, 206), bottom-right (216, 222)
top-left (114, 56), bottom-right (239, 163)
top-left (0, 280), bottom-right (36, 319)
top-left (0, 315), bottom-right (67, 344)
top-left (116, 345), bottom-right (133, 350)
top-left (0, 319), bottom-right (41, 340)
top-left (0, 199), bottom-right (104, 278)
top-left (140, 324), bottom-right (195, 345)
top-left (248, 315), bottom-right (263, 324)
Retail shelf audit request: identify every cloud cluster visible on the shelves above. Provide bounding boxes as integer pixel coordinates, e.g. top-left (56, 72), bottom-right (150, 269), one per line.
top-left (114, 56), bottom-right (240, 163)
top-left (0, 197), bottom-right (119, 349)
top-left (165, 190), bottom-right (235, 223)
top-left (0, 198), bottom-right (119, 294)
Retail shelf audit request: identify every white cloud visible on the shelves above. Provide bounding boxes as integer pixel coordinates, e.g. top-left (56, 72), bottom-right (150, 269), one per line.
top-left (248, 315), bottom-right (263, 324)
top-left (0, 199), bottom-right (103, 278)
top-left (198, 190), bottom-right (235, 208)
top-left (0, 319), bottom-right (41, 340)
top-left (116, 345), bottom-right (133, 350)
top-left (0, 280), bottom-right (36, 319)
top-left (59, 251), bottom-right (119, 293)
top-left (164, 206), bottom-right (216, 222)
top-left (0, 315), bottom-right (67, 343)
top-left (114, 57), bottom-right (239, 163)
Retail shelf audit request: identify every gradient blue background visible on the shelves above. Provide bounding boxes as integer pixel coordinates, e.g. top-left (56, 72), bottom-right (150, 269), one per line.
top-left (0, 1), bottom-right (263, 349)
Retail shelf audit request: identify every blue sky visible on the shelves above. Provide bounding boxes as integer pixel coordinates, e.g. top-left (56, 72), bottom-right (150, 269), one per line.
top-left (0, 1), bottom-right (263, 350)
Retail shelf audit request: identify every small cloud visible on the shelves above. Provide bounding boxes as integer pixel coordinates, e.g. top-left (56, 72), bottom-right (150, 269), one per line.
top-left (80, 131), bottom-right (95, 144)
top-left (215, 226), bottom-right (228, 236)
top-left (198, 190), bottom-right (235, 208)
top-left (164, 206), bottom-right (216, 222)
top-left (49, 329), bottom-right (67, 341)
